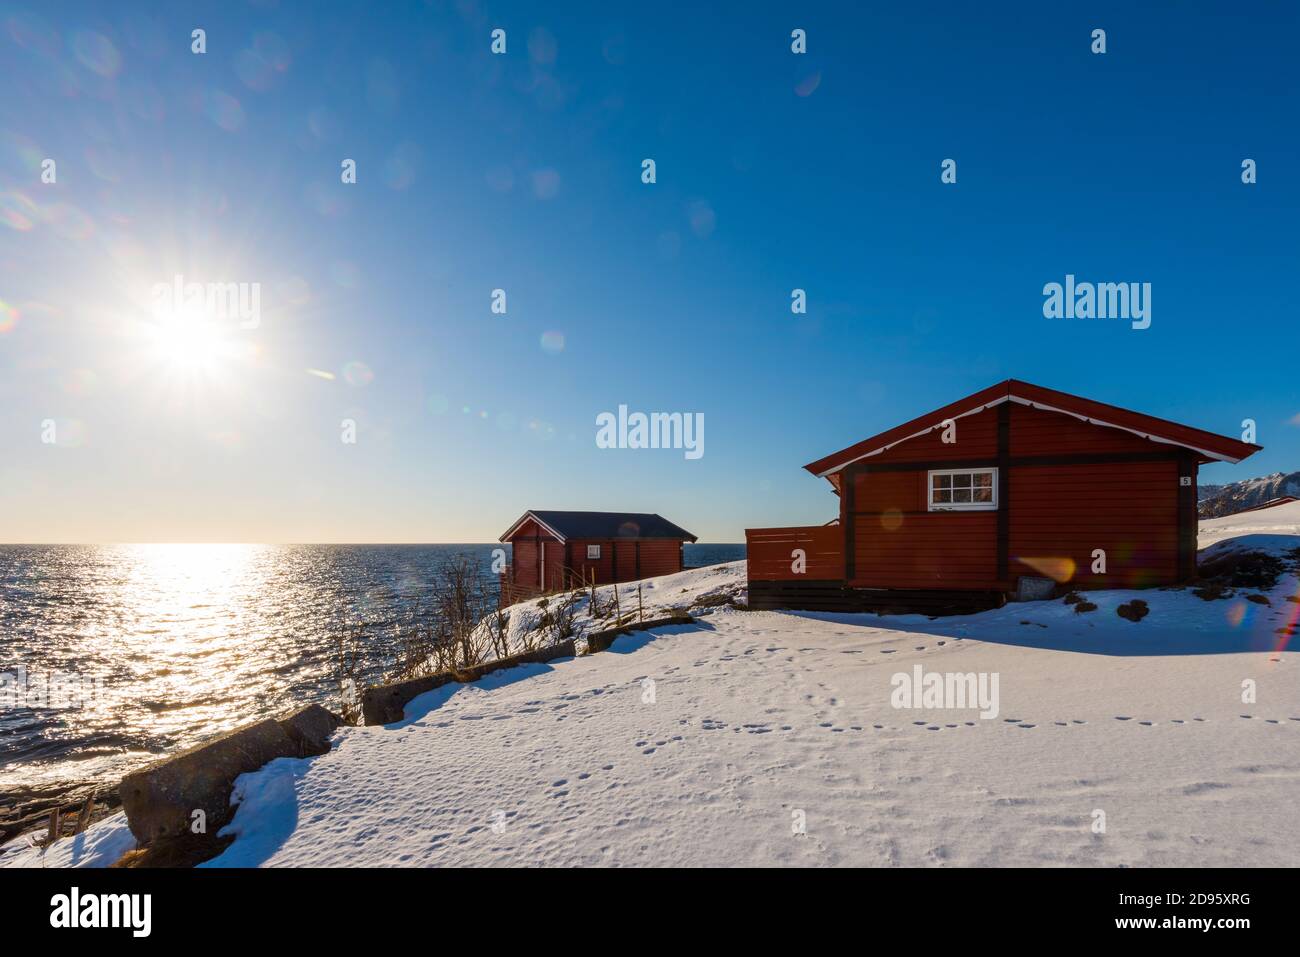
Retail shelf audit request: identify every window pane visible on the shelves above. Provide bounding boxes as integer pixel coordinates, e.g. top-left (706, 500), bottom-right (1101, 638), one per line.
top-left (974, 486), bottom-right (993, 503)
top-left (934, 475), bottom-right (952, 490)
top-left (933, 488), bottom-right (951, 503)
top-left (953, 488), bottom-right (972, 503)
top-left (974, 472), bottom-right (992, 488)
top-left (953, 473), bottom-right (972, 489)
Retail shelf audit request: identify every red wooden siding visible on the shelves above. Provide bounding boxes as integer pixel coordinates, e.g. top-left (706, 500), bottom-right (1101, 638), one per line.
top-left (852, 512), bottom-right (997, 589)
top-left (507, 518), bottom-right (561, 590)
top-left (542, 539), bottom-right (565, 590)
top-left (815, 402), bottom-right (1200, 591)
top-left (852, 407), bottom-right (998, 464)
top-left (754, 382), bottom-right (1256, 603)
top-left (503, 524), bottom-right (686, 594)
top-left (559, 538), bottom-right (685, 586)
top-left (1008, 460), bottom-right (1180, 589)
top-left (746, 525), bottom-right (843, 581)
top-left (1008, 402), bottom-right (1158, 456)
top-left (635, 540), bottom-right (684, 579)
top-left (567, 539), bottom-right (614, 585)
top-left (614, 541), bottom-right (638, 581)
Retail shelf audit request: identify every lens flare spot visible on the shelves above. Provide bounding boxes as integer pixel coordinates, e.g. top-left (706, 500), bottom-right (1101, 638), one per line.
top-left (879, 508), bottom-right (904, 532)
top-left (85, 146), bottom-right (124, 183)
top-left (1018, 556), bottom-right (1077, 583)
top-left (343, 361), bottom-right (373, 387)
top-left (1225, 601), bottom-right (1248, 629)
top-left (795, 72), bottom-right (822, 97)
top-left (41, 202), bottom-right (95, 240)
top-left (531, 168), bottom-right (561, 200)
top-left (48, 418), bottom-right (89, 448)
top-left (72, 31), bottom-right (121, 77)
top-left (0, 192), bottom-right (38, 231)
top-left (206, 90), bottom-right (246, 132)
top-left (234, 32), bottom-right (291, 91)
top-left (0, 131), bottom-right (44, 178)
top-left (382, 142), bottom-right (420, 190)
top-left (0, 300), bottom-right (19, 333)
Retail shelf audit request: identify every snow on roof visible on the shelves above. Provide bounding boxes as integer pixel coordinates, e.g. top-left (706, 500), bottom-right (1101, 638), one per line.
top-left (805, 379), bottom-right (1262, 477)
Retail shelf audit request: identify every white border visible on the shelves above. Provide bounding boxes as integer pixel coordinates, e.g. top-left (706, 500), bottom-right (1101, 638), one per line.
top-left (926, 467), bottom-right (999, 512)
top-left (499, 510), bottom-right (567, 543)
top-left (815, 394), bottom-right (1244, 477)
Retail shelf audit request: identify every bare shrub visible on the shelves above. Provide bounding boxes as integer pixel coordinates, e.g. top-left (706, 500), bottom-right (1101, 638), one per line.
top-left (385, 611), bottom-right (440, 682)
top-left (535, 589), bottom-right (581, 646)
top-left (426, 554), bottom-right (495, 674)
top-left (487, 605), bottom-right (511, 660)
top-left (333, 623), bottom-right (369, 724)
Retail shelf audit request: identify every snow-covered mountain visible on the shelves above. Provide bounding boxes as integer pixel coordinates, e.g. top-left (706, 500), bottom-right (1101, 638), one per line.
top-left (1198, 471), bottom-right (1300, 518)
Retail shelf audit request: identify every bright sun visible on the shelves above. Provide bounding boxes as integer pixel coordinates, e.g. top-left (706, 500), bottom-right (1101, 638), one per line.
top-left (154, 310), bottom-right (224, 373)
top-left (142, 298), bottom-right (256, 385)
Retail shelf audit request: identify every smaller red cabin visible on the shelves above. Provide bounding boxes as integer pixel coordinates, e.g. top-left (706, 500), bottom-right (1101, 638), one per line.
top-left (499, 510), bottom-right (697, 603)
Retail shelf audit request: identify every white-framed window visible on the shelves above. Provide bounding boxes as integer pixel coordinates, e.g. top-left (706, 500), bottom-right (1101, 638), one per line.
top-left (587, 544), bottom-right (602, 559)
top-left (927, 468), bottom-right (998, 511)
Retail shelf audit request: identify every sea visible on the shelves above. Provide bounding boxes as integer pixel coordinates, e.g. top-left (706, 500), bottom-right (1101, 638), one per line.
top-left (0, 543), bottom-right (744, 794)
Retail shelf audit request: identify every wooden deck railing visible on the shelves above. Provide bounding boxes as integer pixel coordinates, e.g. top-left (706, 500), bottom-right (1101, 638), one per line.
top-left (744, 524), bottom-right (844, 581)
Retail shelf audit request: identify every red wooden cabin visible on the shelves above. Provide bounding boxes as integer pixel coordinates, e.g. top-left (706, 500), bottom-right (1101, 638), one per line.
top-left (747, 380), bottom-right (1260, 613)
top-left (500, 510), bottom-right (697, 603)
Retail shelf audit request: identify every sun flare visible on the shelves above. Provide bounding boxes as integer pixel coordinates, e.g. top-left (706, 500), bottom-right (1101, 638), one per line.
top-left (136, 285), bottom-right (261, 390)
top-left (151, 311), bottom-right (226, 373)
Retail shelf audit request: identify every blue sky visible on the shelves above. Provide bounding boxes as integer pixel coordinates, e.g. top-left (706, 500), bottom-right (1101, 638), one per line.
top-left (1, 1), bottom-right (1297, 543)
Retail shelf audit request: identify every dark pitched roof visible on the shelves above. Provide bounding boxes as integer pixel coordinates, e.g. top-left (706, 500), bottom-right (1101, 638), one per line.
top-left (500, 510), bottom-right (698, 543)
top-left (803, 379), bottom-right (1262, 478)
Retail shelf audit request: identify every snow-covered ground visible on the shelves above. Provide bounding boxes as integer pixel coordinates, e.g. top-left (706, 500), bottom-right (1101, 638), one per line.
top-left (6, 509), bottom-right (1298, 868)
top-left (1198, 498), bottom-right (1300, 549)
